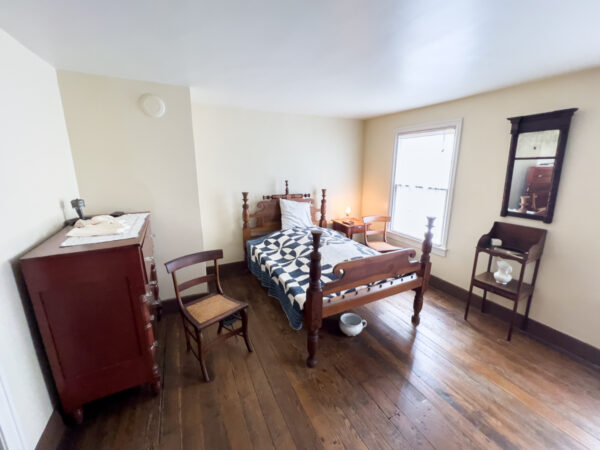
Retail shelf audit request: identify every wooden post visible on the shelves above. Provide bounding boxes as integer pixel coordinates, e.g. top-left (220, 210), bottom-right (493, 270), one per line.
top-left (285, 180), bottom-right (289, 196)
top-left (242, 192), bottom-right (250, 228)
top-left (305, 229), bottom-right (323, 367)
top-left (242, 192), bottom-right (250, 259)
top-left (319, 189), bottom-right (327, 227)
top-left (412, 217), bottom-right (434, 326)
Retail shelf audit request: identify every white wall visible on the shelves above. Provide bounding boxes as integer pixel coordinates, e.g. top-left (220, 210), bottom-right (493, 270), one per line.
top-left (362, 67), bottom-right (600, 349)
top-left (57, 72), bottom-right (203, 298)
top-left (0, 30), bottom-right (79, 449)
top-left (191, 104), bottom-right (364, 263)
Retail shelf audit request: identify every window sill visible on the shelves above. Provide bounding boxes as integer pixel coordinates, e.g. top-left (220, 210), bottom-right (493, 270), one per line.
top-left (387, 231), bottom-right (447, 257)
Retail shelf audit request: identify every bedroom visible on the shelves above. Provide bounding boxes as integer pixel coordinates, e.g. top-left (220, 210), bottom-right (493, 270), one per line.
top-left (1, 1), bottom-right (599, 449)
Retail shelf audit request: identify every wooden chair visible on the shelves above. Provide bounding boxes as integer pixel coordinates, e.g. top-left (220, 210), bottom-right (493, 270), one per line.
top-left (165, 250), bottom-right (253, 382)
top-left (362, 216), bottom-right (402, 253)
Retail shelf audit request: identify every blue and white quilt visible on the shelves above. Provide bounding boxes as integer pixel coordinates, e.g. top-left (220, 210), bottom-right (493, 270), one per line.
top-left (247, 227), bottom-right (416, 329)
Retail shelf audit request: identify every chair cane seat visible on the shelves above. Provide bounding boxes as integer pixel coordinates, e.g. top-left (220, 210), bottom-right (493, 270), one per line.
top-left (187, 294), bottom-right (244, 325)
top-left (367, 241), bottom-right (402, 253)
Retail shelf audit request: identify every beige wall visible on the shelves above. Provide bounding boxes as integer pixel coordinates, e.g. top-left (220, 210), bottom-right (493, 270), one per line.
top-left (362, 68), bottom-right (600, 349)
top-left (0, 30), bottom-right (80, 449)
top-left (192, 104), bottom-right (364, 263)
top-left (57, 72), bottom-right (203, 298)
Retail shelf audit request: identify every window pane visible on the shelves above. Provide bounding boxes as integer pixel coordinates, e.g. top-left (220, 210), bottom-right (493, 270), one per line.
top-left (394, 128), bottom-right (455, 189)
top-left (391, 185), bottom-right (446, 246)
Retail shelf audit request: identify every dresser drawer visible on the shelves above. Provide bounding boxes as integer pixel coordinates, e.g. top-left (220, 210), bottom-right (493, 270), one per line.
top-left (527, 166), bottom-right (553, 186)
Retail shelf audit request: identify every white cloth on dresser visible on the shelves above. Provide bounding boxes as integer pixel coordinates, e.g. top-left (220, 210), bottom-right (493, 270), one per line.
top-left (60, 213), bottom-right (149, 247)
top-left (67, 215), bottom-right (126, 237)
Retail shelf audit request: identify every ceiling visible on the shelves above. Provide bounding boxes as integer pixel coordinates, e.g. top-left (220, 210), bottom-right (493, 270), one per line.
top-left (2, 0), bottom-right (600, 118)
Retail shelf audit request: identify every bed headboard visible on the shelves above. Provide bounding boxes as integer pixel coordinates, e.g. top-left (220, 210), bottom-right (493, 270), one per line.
top-left (242, 180), bottom-right (327, 255)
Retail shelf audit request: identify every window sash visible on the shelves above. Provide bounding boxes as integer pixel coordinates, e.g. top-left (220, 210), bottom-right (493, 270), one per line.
top-left (388, 120), bottom-right (462, 252)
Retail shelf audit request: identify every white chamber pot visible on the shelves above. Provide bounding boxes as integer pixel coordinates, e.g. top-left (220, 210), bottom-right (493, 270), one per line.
top-left (339, 313), bottom-right (367, 337)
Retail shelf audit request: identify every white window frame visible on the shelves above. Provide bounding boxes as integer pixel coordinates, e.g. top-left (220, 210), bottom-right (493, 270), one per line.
top-left (387, 119), bottom-right (463, 257)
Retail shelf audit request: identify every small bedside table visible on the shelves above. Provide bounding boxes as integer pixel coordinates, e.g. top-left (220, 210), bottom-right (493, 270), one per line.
top-left (332, 218), bottom-right (365, 240)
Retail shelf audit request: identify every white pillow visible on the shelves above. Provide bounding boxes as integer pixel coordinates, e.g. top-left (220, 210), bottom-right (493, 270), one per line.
top-left (280, 199), bottom-right (314, 229)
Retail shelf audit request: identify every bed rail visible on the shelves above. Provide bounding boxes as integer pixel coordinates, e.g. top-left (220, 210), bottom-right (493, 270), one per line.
top-left (304, 217), bottom-right (434, 367)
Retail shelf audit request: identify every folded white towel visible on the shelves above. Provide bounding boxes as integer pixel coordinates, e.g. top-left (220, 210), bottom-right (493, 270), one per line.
top-left (73, 215), bottom-right (119, 228)
top-left (67, 215), bottom-right (128, 237)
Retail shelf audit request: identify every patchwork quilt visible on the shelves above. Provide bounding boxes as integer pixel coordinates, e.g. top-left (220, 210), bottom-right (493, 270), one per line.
top-left (247, 227), bottom-right (416, 329)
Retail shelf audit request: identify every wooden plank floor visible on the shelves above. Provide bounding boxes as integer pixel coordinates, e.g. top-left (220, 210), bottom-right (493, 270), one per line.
top-left (57, 272), bottom-right (600, 449)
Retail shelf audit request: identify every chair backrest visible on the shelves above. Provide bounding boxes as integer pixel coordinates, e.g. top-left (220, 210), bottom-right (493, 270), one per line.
top-left (362, 215), bottom-right (391, 245)
top-left (164, 250), bottom-right (224, 309)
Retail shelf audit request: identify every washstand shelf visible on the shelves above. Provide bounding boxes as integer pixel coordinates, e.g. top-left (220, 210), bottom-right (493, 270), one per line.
top-left (464, 222), bottom-right (547, 341)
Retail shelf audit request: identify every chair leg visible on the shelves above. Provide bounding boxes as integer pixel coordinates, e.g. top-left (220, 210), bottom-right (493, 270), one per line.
top-left (182, 317), bottom-right (191, 352)
top-left (464, 282), bottom-right (475, 320)
top-left (241, 308), bottom-right (253, 353)
top-left (217, 320), bottom-right (224, 335)
top-left (480, 290), bottom-right (488, 313)
top-left (195, 329), bottom-right (210, 382)
top-left (523, 294), bottom-right (534, 330)
top-left (507, 298), bottom-right (520, 341)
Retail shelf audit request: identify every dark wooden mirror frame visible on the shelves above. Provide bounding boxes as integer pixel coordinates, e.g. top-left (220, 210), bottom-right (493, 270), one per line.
top-left (500, 108), bottom-right (577, 224)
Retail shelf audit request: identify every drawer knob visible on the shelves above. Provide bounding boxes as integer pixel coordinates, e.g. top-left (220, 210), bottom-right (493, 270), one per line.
top-left (145, 322), bottom-right (152, 330)
top-left (150, 341), bottom-right (158, 350)
top-left (149, 280), bottom-right (158, 286)
top-left (144, 256), bottom-right (154, 262)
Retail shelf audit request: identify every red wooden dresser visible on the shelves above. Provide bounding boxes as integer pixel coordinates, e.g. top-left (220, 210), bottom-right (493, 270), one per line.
top-left (20, 215), bottom-right (160, 423)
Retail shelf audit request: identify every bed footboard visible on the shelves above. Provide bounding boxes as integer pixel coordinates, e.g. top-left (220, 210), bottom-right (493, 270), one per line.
top-left (304, 217), bottom-right (434, 367)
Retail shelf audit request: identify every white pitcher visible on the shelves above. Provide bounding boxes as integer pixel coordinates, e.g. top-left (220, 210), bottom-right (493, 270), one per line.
top-left (494, 260), bottom-right (513, 285)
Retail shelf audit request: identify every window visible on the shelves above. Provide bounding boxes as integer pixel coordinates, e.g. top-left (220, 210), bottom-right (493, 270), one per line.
top-left (389, 120), bottom-right (462, 254)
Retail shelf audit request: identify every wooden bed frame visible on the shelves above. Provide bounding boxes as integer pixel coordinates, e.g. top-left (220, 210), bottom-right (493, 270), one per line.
top-left (242, 181), bottom-right (434, 367)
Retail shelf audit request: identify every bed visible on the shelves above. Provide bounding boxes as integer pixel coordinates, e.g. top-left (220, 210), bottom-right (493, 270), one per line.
top-left (242, 181), bottom-right (434, 367)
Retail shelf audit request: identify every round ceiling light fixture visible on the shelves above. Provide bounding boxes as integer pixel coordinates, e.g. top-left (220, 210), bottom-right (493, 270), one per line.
top-left (138, 93), bottom-right (166, 118)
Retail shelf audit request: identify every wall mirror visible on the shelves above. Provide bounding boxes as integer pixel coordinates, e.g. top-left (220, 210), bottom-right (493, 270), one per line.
top-left (500, 108), bottom-right (577, 223)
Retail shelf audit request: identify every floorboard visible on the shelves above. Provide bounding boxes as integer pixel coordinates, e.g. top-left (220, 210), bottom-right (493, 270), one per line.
top-left (55, 272), bottom-right (600, 450)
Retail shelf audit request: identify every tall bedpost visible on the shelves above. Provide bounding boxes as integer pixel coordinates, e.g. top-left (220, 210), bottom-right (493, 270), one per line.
top-left (305, 229), bottom-right (323, 368)
top-left (319, 189), bottom-right (327, 227)
top-left (242, 192), bottom-right (250, 259)
top-left (412, 217), bottom-right (435, 326)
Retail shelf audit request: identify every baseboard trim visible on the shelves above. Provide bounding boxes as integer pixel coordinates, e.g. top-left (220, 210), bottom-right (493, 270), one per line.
top-left (161, 261), bottom-right (248, 314)
top-left (429, 275), bottom-right (600, 368)
top-left (36, 409), bottom-right (65, 450)
top-left (212, 260), bottom-right (247, 277)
